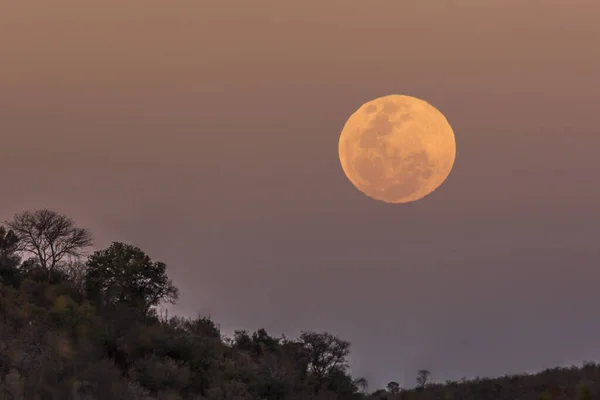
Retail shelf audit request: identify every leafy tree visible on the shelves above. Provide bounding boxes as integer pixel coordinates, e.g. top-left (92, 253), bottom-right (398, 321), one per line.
top-left (0, 225), bottom-right (20, 286)
top-left (84, 242), bottom-right (179, 314)
top-left (299, 331), bottom-right (351, 393)
top-left (387, 380), bottom-right (400, 395)
top-left (6, 209), bottom-right (92, 279)
top-left (0, 226), bottom-right (19, 262)
top-left (354, 377), bottom-right (368, 393)
top-left (179, 315), bottom-right (221, 339)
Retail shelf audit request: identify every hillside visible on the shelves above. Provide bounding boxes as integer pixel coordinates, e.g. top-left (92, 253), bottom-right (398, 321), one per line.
top-left (0, 209), bottom-right (598, 400)
top-left (371, 364), bottom-right (600, 400)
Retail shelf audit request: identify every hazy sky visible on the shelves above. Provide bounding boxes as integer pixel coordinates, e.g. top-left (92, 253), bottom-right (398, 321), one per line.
top-left (2, 0), bottom-right (600, 389)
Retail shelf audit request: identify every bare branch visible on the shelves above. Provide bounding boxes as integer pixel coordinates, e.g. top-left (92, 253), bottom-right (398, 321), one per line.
top-left (6, 209), bottom-right (92, 279)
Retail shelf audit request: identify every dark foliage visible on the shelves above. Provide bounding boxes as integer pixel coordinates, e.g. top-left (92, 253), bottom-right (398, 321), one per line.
top-left (0, 211), bottom-right (598, 400)
top-left (84, 242), bottom-right (179, 314)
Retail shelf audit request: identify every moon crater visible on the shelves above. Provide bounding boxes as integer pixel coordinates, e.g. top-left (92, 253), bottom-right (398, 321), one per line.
top-left (338, 95), bottom-right (456, 203)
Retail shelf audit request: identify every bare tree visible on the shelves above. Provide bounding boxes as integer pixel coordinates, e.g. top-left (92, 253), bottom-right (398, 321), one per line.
top-left (6, 209), bottom-right (92, 279)
top-left (59, 259), bottom-right (89, 293)
top-left (416, 369), bottom-right (431, 389)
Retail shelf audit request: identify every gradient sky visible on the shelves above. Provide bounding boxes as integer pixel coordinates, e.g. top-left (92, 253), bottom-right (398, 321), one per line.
top-left (2, 0), bottom-right (600, 389)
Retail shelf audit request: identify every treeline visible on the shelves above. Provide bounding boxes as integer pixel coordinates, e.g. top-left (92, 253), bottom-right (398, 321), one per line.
top-left (0, 209), bottom-right (598, 400)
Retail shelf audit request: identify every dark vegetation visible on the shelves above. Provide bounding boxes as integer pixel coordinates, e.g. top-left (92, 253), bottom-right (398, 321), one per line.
top-left (1, 209), bottom-right (599, 399)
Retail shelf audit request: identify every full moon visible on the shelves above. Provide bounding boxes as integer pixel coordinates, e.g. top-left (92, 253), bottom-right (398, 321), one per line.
top-left (338, 94), bottom-right (456, 203)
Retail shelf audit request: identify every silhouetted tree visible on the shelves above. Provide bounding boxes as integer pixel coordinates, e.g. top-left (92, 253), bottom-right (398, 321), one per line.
top-left (354, 377), bottom-right (368, 393)
top-left (0, 226), bottom-right (19, 260)
top-left (0, 226), bottom-right (20, 286)
top-left (387, 381), bottom-right (400, 395)
top-left (6, 209), bottom-right (92, 279)
top-left (417, 369), bottom-right (431, 389)
top-left (84, 242), bottom-right (179, 314)
top-left (299, 331), bottom-right (351, 393)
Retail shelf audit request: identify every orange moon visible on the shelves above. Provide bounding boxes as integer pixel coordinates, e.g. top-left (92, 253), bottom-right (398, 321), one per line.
top-left (338, 95), bottom-right (456, 203)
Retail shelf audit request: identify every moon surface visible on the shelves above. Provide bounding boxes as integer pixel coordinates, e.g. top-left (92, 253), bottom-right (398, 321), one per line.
top-left (338, 95), bottom-right (456, 203)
